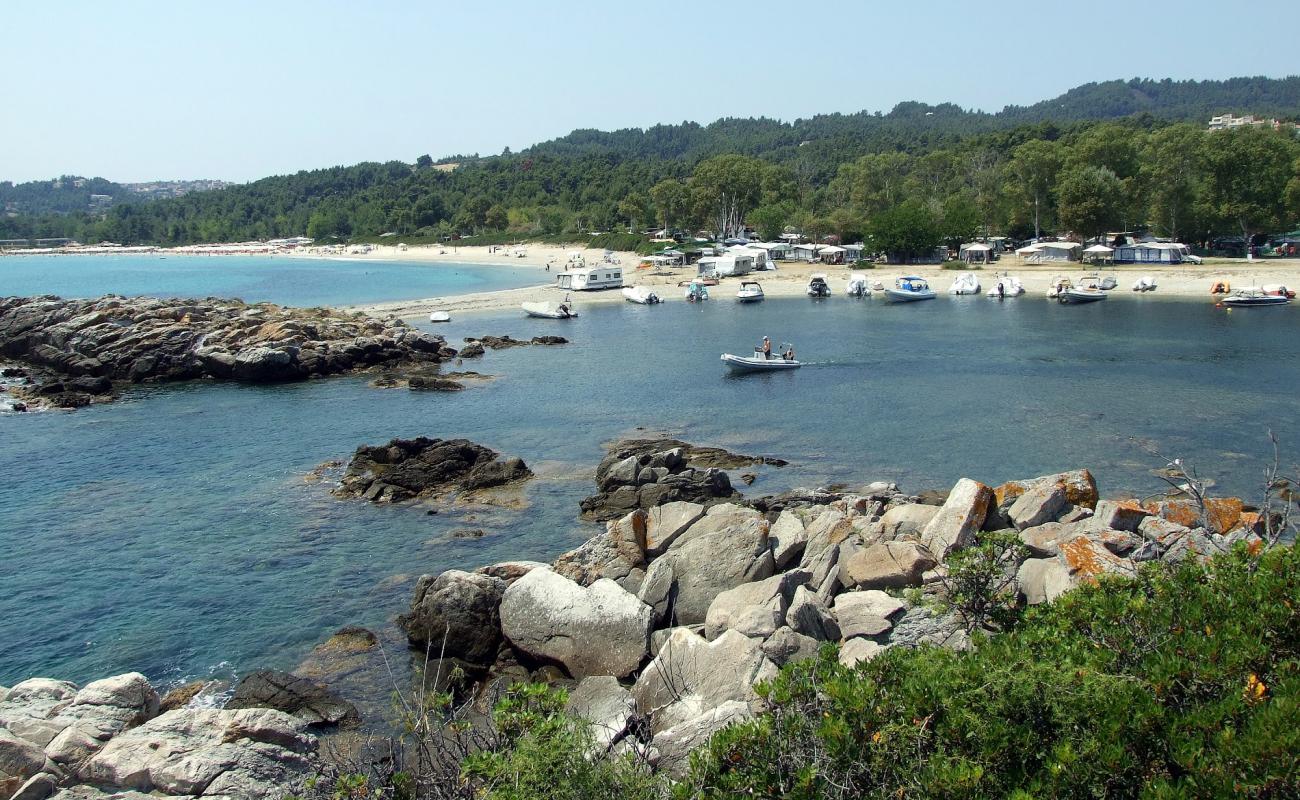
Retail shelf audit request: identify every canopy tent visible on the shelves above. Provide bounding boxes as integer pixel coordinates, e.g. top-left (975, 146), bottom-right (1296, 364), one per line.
top-left (1015, 243), bottom-right (1043, 259)
top-left (1083, 244), bottom-right (1114, 264)
top-left (1083, 244), bottom-right (1113, 253)
top-left (959, 242), bottom-right (993, 264)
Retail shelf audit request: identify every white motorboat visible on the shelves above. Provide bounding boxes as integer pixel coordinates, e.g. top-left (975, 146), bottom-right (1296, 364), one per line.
top-left (806, 274), bottom-right (831, 297)
top-left (986, 275), bottom-right (1024, 298)
top-left (846, 273), bottom-right (870, 297)
top-left (1132, 276), bottom-right (1158, 292)
top-left (684, 280), bottom-right (710, 302)
top-left (428, 311), bottom-right (451, 323)
top-left (721, 350), bottom-right (801, 372)
top-left (521, 300), bottom-right (578, 319)
top-left (1220, 288), bottom-right (1290, 307)
top-left (884, 276), bottom-right (936, 302)
top-left (948, 272), bottom-right (981, 295)
top-left (1058, 276), bottom-right (1106, 304)
top-left (622, 286), bottom-right (662, 305)
top-left (736, 280), bottom-right (765, 303)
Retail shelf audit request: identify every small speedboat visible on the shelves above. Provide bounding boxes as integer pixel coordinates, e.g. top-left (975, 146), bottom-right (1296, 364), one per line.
top-left (1099, 275), bottom-right (1118, 291)
top-left (948, 272), bottom-right (981, 295)
top-left (884, 276), bottom-right (936, 302)
top-left (987, 275), bottom-right (1024, 298)
top-left (428, 311), bottom-right (451, 323)
top-left (1059, 277), bottom-right (1106, 304)
top-left (1132, 276), bottom-right (1157, 292)
top-left (1221, 288), bottom-right (1291, 307)
top-left (622, 286), bottom-right (662, 305)
top-left (736, 281), bottom-right (764, 303)
top-left (806, 274), bottom-right (831, 298)
top-left (721, 350), bottom-right (801, 372)
top-left (685, 280), bottom-right (710, 302)
top-left (846, 273), bottom-right (870, 297)
top-left (522, 300), bottom-right (578, 319)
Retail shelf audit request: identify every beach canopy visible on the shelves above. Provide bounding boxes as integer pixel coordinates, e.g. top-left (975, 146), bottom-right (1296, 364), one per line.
top-left (962, 243), bottom-right (993, 252)
top-left (1083, 244), bottom-right (1114, 253)
top-left (819, 245), bottom-right (845, 254)
top-left (1015, 244), bottom-right (1043, 255)
top-left (1039, 241), bottom-right (1082, 250)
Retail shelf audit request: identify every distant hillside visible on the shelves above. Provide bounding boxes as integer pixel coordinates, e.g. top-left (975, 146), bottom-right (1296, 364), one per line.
top-left (0, 176), bottom-right (230, 217)
top-left (3, 75), bottom-right (1297, 247)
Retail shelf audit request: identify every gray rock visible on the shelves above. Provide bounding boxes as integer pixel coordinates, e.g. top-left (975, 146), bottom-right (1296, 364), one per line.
top-left (632, 629), bottom-right (776, 728)
top-left (651, 701), bottom-right (751, 778)
top-left (637, 558), bottom-right (676, 626)
top-left (225, 670), bottom-right (358, 728)
top-left (10, 771), bottom-right (58, 800)
top-left (834, 590), bottom-right (907, 639)
top-left (920, 478), bottom-right (992, 559)
top-left (1017, 558), bottom-right (1074, 605)
top-left (500, 569), bottom-right (652, 679)
top-left (839, 541), bottom-right (938, 590)
top-left (760, 627), bottom-right (822, 667)
top-left (1090, 499), bottom-right (1151, 533)
top-left (877, 504), bottom-right (940, 540)
top-left (0, 729), bottom-right (49, 788)
top-left (798, 508), bottom-right (853, 567)
top-left (83, 707), bottom-right (315, 799)
top-left (1007, 480), bottom-right (1070, 530)
top-left (645, 502), bottom-right (705, 555)
top-left (787, 586), bottom-right (841, 641)
top-left (838, 638), bottom-right (885, 668)
top-left (43, 673), bottom-right (161, 768)
top-left (703, 570), bottom-right (810, 640)
top-left (653, 514), bottom-right (775, 625)
top-left (565, 676), bottom-right (636, 751)
top-left (397, 569), bottom-right (505, 664)
top-left (768, 509), bottom-right (808, 570)
top-left (232, 346), bottom-right (297, 382)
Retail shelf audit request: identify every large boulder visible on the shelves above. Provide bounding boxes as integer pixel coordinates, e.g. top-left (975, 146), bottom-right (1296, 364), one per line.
top-left (83, 708), bottom-right (315, 799)
top-left (231, 346), bottom-right (299, 382)
top-left (768, 510), bottom-right (809, 569)
top-left (1017, 558), bottom-right (1074, 605)
top-left (760, 627), bottom-right (822, 667)
top-left (650, 701), bottom-right (752, 779)
top-left (397, 570), bottom-right (506, 664)
top-left (553, 510), bottom-right (647, 585)
top-left (334, 437), bottom-right (532, 503)
top-left (225, 670), bottom-right (358, 728)
top-left (833, 590), bottom-right (907, 640)
top-left (0, 730), bottom-right (49, 796)
top-left (838, 638), bottom-right (885, 668)
top-left (1007, 479), bottom-right (1070, 530)
top-left (632, 629), bottom-right (776, 726)
top-left (787, 586), bottom-right (841, 641)
top-left (645, 502), bottom-right (705, 556)
top-left (876, 503), bottom-right (940, 540)
top-left (839, 541), bottom-right (938, 590)
top-left (43, 673), bottom-right (161, 767)
top-left (920, 478), bottom-right (992, 559)
top-left (500, 569), bottom-right (652, 679)
top-left (653, 512), bottom-right (775, 625)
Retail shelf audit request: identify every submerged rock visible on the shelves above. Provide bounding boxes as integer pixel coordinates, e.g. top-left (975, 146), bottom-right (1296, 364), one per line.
top-left (225, 670), bottom-right (358, 728)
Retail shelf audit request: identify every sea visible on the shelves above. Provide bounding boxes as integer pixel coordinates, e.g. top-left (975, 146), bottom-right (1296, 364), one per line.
top-left (2, 255), bottom-right (1298, 688)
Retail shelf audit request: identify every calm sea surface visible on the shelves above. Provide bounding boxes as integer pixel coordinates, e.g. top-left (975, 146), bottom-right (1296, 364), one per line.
top-left (2, 258), bottom-right (1298, 687)
top-left (0, 253), bottom-right (543, 305)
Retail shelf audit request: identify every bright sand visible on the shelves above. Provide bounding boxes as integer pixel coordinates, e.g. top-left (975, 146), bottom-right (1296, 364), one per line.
top-left (333, 243), bottom-right (1300, 319)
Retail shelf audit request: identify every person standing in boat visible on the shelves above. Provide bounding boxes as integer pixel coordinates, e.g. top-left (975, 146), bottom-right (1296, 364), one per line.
top-left (761, 336), bottom-right (772, 360)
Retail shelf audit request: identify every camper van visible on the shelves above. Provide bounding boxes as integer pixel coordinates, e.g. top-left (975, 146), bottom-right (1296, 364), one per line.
top-left (555, 265), bottom-right (623, 290)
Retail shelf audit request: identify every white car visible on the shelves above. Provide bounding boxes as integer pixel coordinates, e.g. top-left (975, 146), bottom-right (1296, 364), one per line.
top-left (1184, 253), bottom-right (1203, 264)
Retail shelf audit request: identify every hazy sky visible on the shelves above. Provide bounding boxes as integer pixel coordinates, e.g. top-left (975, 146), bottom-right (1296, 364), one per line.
top-left (4, 0), bottom-right (1295, 184)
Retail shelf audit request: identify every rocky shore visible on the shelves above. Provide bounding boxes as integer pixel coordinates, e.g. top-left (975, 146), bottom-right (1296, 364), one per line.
top-left (390, 439), bottom-right (1269, 777)
top-left (3, 437), bottom-right (1276, 795)
top-left (0, 295), bottom-right (459, 410)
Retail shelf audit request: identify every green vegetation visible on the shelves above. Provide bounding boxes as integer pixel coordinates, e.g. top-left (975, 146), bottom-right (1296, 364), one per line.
top-left (682, 544), bottom-right (1300, 799)
top-left (4, 77), bottom-right (1299, 256)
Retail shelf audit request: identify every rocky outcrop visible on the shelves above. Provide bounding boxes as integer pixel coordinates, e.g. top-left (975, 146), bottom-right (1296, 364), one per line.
top-left (0, 295), bottom-right (457, 407)
top-left (334, 437), bottom-right (532, 503)
top-left (579, 438), bottom-right (786, 521)
top-left (0, 673), bottom-right (314, 800)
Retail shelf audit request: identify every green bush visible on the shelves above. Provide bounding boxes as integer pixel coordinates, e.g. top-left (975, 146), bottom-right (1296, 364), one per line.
top-left (678, 545), bottom-right (1300, 799)
top-left (588, 232), bottom-right (657, 255)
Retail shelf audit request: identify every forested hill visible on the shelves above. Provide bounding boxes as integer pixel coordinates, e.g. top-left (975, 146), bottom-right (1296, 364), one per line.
top-left (3, 75), bottom-right (1298, 247)
top-left (522, 77), bottom-right (1300, 162)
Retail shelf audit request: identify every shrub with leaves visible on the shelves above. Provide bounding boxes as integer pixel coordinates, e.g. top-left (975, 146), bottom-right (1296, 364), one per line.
top-left (938, 528), bottom-right (1028, 632)
top-left (678, 544), bottom-right (1300, 799)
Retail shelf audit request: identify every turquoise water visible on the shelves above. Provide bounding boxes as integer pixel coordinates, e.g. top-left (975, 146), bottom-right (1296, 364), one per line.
top-left (0, 254), bottom-right (543, 306)
top-left (2, 289), bottom-right (1299, 688)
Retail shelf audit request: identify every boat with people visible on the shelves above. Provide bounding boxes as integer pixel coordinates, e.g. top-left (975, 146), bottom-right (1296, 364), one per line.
top-left (986, 274), bottom-right (1024, 298)
top-left (846, 273), bottom-right (870, 297)
top-left (521, 298), bottom-right (578, 318)
top-left (1220, 287), bottom-right (1291, 307)
top-left (428, 311), bottom-right (451, 323)
top-left (622, 285), bottom-right (662, 305)
top-left (736, 281), bottom-right (765, 303)
top-left (884, 276), bottom-right (936, 302)
top-left (806, 274), bottom-right (831, 298)
top-left (721, 339), bottom-right (801, 372)
top-left (684, 280), bottom-right (710, 302)
top-left (948, 272), bottom-right (981, 295)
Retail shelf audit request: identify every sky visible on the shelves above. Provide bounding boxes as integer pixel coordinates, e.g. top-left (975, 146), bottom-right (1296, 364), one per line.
top-left (3, 0), bottom-right (1296, 184)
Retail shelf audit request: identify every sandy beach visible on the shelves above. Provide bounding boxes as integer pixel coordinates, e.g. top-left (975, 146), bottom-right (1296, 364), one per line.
top-left (332, 243), bottom-right (1300, 320)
